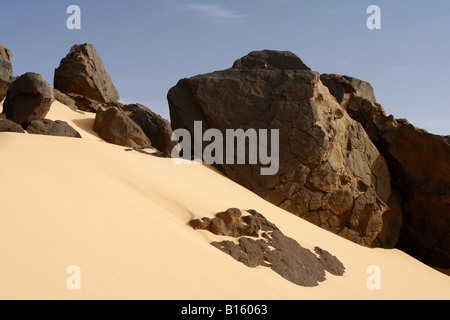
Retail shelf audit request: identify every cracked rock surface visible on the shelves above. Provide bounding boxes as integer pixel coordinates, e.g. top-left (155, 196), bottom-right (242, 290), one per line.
top-left (169, 50), bottom-right (392, 246)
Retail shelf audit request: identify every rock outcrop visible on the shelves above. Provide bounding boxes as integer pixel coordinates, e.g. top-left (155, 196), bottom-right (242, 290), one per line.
top-left (65, 93), bottom-right (112, 113)
top-left (169, 50), bottom-right (393, 247)
top-left (93, 107), bottom-right (152, 149)
top-left (54, 44), bottom-right (119, 104)
top-left (0, 43), bottom-right (13, 102)
top-left (53, 89), bottom-right (78, 112)
top-left (27, 119), bottom-right (81, 138)
top-left (2, 73), bottom-right (54, 128)
top-left (190, 208), bottom-right (345, 287)
top-left (121, 104), bottom-right (176, 157)
top-left (324, 74), bottom-right (450, 267)
top-left (232, 50), bottom-right (311, 71)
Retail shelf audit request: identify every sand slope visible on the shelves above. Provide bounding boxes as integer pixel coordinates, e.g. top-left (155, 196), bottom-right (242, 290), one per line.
top-left (0, 101), bottom-right (449, 300)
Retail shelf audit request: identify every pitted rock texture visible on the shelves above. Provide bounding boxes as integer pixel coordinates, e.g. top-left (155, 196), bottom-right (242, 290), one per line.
top-left (345, 95), bottom-right (449, 267)
top-left (169, 50), bottom-right (392, 247)
top-left (190, 208), bottom-right (345, 287)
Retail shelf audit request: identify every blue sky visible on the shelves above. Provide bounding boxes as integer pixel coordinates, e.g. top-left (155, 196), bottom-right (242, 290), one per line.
top-left (0, 0), bottom-right (449, 134)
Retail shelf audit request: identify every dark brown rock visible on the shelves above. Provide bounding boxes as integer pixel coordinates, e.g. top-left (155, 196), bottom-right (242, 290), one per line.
top-left (321, 74), bottom-right (376, 104)
top-left (0, 119), bottom-right (25, 133)
top-left (320, 74), bottom-right (356, 104)
top-left (232, 50), bottom-right (311, 71)
top-left (372, 188), bottom-right (403, 249)
top-left (121, 104), bottom-right (176, 157)
top-left (342, 75), bottom-right (376, 102)
top-left (65, 93), bottom-right (113, 113)
top-left (0, 43), bottom-right (13, 102)
top-left (53, 89), bottom-right (78, 112)
top-left (93, 107), bottom-right (152, 149)
top-left (2, 73), bottom-right (54, 128)
top-left (54, 44), bottom-right (119, 104)
top-left (324, 76), bottom-right (450, 267)
top-left (168, 50), bottom-right (391, 247)
top-left (191, 208), bottom-right (345, 287)
top-left (27, 119), bottom-right (81, 138)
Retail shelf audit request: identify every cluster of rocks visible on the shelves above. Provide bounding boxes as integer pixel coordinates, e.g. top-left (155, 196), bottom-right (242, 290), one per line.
top-left (2, 42), bottom-right (448, 269)
top-left (0, 43), bottom-right (174, 156)
top-left (190, 208), bottom-right (345, 287)
top-left (170, 50), bottom-right (450, 268)
top-left (0, 69), bottom-right (80, 138)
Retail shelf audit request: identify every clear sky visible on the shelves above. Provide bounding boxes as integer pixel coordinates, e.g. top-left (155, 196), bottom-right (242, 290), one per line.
top-left (1, 0), bottom-right (449, 135)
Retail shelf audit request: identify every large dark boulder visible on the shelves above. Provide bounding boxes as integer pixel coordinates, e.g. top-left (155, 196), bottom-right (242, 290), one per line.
top-left (93, 107), bottom-right (152, 149)
top-left (2, 73), bottom-right (54, 128)
top-left (168, 50), bottom-right (393, 247)
top-left (54, 44), bottom-right (119, 104)
top-left (326, 74), bottom-right (450, 268)
top-left (121, 104), bottom-right (176, 156)
top-left (27, 119), bottom-right (81, 138)
top-left (0, 43), bottom-right (13, 102)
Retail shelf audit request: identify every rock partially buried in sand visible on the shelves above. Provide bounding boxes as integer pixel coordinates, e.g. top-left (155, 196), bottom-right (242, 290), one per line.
top-left (54, 43), bottom-right (119, 104)
top-left (27, 119), bottom-right (81, 138)
top-left (0, 119), bottom-right (26, 133)
top-left (93, 107), bottom-right (152, 149)
top-left (121, 103), bottom-right (176, 157)
top-left (2, 73), bottom-right (54, 128)
top-left (52, 89), bottom-right (78, 112)
top-left (190, 208), bottom-right (345, 287)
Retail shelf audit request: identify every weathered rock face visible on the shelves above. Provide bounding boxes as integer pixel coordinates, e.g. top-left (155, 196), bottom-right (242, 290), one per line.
top-left (0, 119), bottom-right (25, 133)
top-left (190, 208), bottom-right (345, 287)
top-left (2, 73), bottom-right (54, 128)
top-left (27, 119), bottom-right (81, 138)
top-left (320, 74), bottom-right (376, 105)
top-left (121, 104), bottom-right (176, 157)
top-left (324, 74), bottom-right (449, 267)
top-left (169, 50), bottom-right (393, 247)
top-left (54, 44), bottom-right (119, 104)
top-left (53, 89), bottom-right (78, 112)
top-left (93, 107), bottom-right (152, 149)
top-left (0, 43), bottom-right (13, 102)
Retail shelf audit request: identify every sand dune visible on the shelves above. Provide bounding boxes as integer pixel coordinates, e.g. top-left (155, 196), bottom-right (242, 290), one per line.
top-left (0, 101), bottom-right (449, 300)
